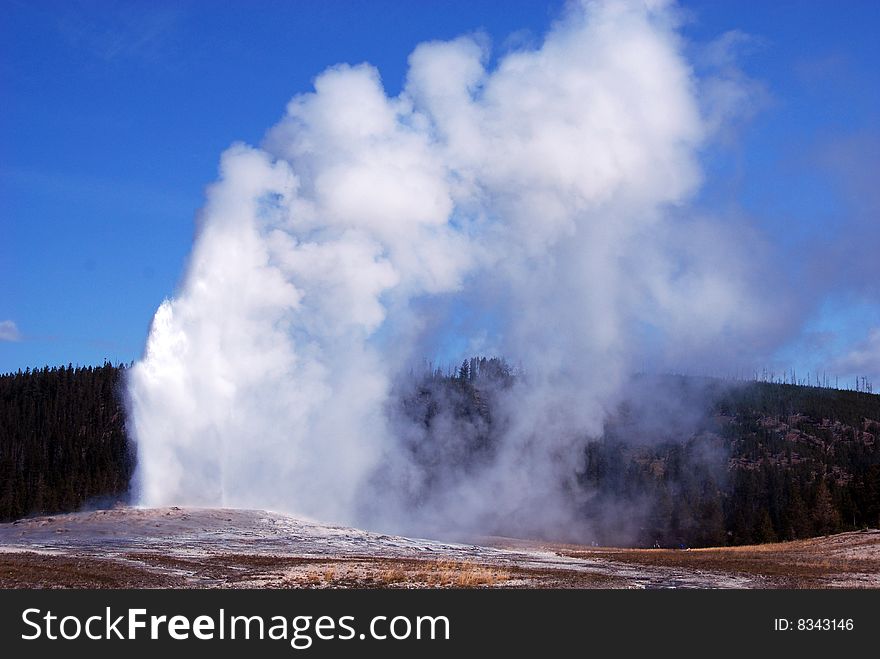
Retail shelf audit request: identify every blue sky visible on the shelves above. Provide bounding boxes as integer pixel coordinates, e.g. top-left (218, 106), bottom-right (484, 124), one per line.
top-left (2, 0), bottom-right (878, 384)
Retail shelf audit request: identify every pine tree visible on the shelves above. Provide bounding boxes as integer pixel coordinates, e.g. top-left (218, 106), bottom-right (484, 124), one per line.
top-left (813, 478), bottom-right (841, 535)
top-left (754, 509), bottom-right (777, 543)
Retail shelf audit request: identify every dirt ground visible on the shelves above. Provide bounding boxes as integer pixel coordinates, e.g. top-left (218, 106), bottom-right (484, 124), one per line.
top-left (0, 507), bottom-right (877, 588)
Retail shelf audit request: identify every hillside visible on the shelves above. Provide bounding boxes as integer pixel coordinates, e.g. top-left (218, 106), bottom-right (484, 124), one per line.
top-left (0, 363), bottom-right (878, 548)
top-left (581, 376), bottom-right (880, 547)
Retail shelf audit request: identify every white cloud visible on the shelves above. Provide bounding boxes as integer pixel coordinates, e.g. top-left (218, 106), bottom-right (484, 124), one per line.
top-left (0, 320), bottom-right (21, 342)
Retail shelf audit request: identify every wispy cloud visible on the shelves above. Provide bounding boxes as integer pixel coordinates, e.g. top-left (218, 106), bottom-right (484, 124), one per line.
top-left (831, 328), bottom-right (880, 384)
top-left (0, 320), bottom-right (22, 342)
top-left (50, 0), bottom-right (186, 66)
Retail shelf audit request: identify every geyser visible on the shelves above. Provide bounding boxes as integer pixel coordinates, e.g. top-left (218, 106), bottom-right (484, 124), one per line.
top-left (128, 0), bottom-right (771, 539)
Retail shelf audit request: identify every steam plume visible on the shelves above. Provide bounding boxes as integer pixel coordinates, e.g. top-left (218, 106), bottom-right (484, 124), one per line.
top-left (128, 0), bottom-right (769, 537)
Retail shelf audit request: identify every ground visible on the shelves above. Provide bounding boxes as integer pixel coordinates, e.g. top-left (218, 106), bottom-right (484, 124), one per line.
top-left (0, 507), bottom-right (877, 588)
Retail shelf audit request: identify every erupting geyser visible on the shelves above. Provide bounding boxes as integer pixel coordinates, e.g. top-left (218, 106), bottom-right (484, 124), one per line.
top-left (128, 0), bottom-right (773, 539)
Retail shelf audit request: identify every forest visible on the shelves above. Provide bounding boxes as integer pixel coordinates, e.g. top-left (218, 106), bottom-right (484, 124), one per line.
top-left (1, 360), bottom-right (878, 548)
top-left (390, 360), bottom-right (880, 547)
top-left (0, 364), bottom-right (132, 521)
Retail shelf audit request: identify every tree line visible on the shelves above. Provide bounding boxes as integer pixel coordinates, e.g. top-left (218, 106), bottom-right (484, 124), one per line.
top-left (0, 363), bottom-right (133, 521)
top-left (399, 368), bottom-right (880, 547)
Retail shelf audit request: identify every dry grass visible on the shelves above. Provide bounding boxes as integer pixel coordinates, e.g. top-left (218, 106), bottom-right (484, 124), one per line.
top-left (0, 552), bottom-right (185, 588)
top-left (557, 530), bottom-right (880, 588)
top-left (276, 558), bottom-right (513, 588)
top-left (371, 560), bottom-right (511, 587)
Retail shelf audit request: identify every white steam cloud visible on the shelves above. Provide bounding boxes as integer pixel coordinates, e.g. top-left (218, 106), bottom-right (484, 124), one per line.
top-left (128, 0), bottom-right (770, 537)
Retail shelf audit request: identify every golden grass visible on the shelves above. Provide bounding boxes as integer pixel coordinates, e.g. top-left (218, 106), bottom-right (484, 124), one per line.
top-left (270, 557), bottom-right (514, 588)
top-left (373, 560), bottom-right (511, 587)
